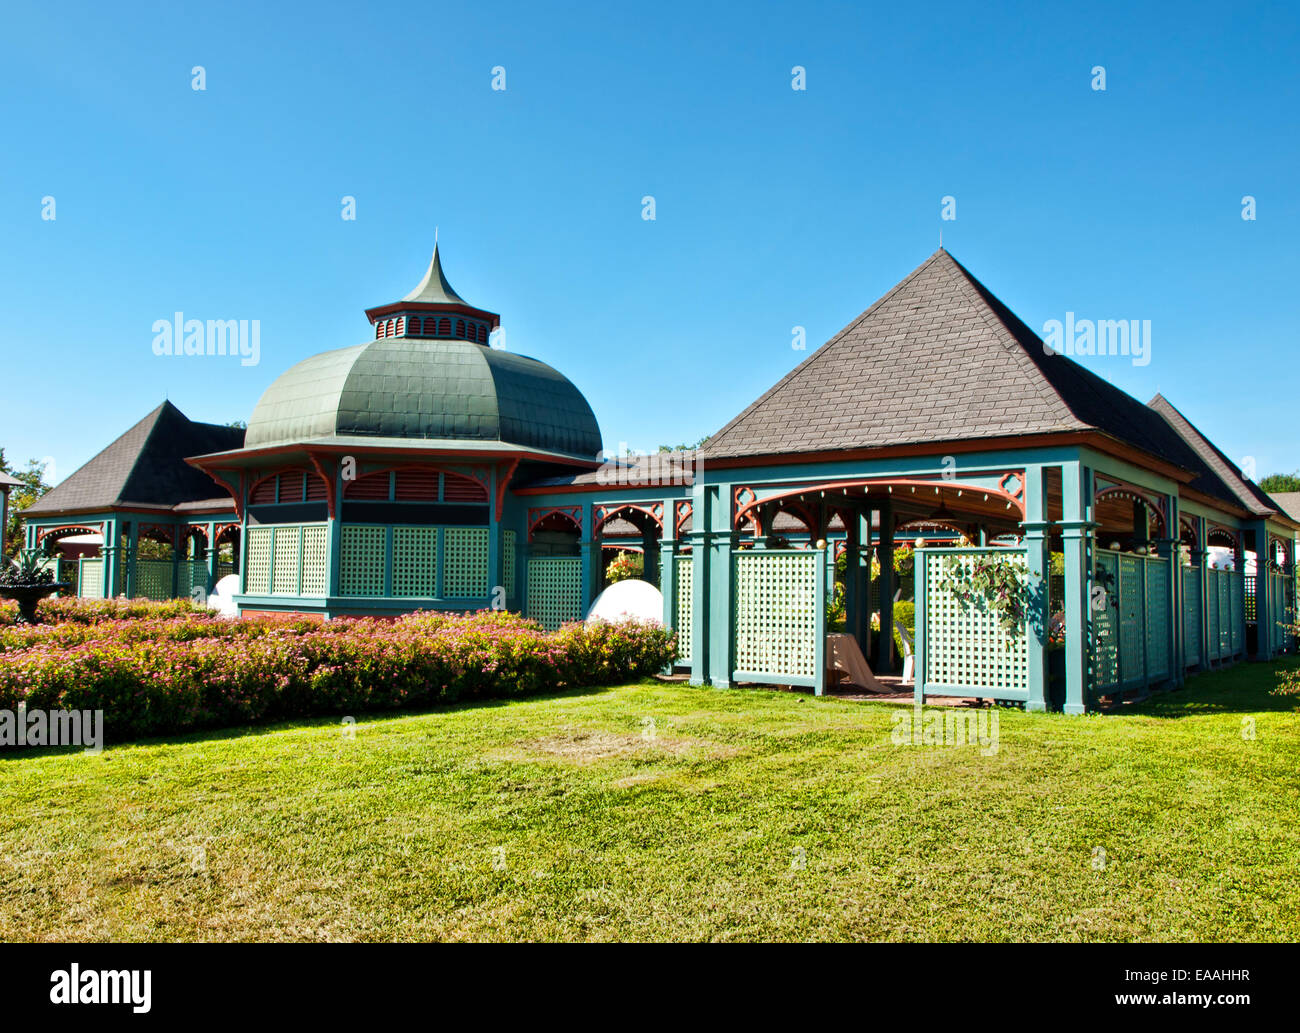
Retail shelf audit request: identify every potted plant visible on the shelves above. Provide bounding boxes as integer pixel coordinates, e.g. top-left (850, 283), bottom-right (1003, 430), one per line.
top-left (0, 548), bottom-right (71, 623)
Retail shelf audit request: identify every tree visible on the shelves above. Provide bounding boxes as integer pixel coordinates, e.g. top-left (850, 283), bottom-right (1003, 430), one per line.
top-left (0, 449), bottom-right (53, 560)
top-left (1259, 471), bottom-right (1300, 493)
top-left (657, 435), bottom-right (711, 453)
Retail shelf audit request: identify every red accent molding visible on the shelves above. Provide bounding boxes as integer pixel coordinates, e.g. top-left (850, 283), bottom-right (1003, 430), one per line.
top-left (527, 506), bottom-right (582, 542)
top-left (593, 502), bottom-right (665, 535)
top-left (36, 523), bottom-right (103, 543)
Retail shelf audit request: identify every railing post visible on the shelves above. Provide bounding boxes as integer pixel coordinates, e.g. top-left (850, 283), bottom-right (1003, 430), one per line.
top-left (814, 541), bottom-right (827, 696)
top-left (913, 547), bottom-right (927, 705)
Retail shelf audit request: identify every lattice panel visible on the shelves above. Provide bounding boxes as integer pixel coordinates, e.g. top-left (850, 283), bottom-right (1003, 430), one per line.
top-left (923, 550), bottom-right (1028, 695)
top-left (1228, 571), bottom-right (1244, 653)
top-left (443, 527), bottom-right (489, 597)
top-left (340, 525), bottom-right (386, 596)
top-left (178, 560), bottom-right (208, 598)
top-left (676, 553), bottom-right (693, 663)
top-left (1206, 570), bottom-right (1221, 660)
top-left (1144, 558), bottom-right (1170, 679)
top-left (272, 528), bottom-right (301, 596)
top-left (734, 551), bottom-right (817, 679)
top-left (1270, 571), bottom-right (1290, 652)
top-left (1118, 555), bottom-right (1145, 685)
top-left (503, 530), bottom-right (516, 597)
top-left (1182, 565), bottom-right (1201, 667)
top-left (301, 525), bottom-right (329, 596)
top-left (392, 527), bottom-right (438, 597)
top-left (526, 556), bottom-right (581, 630)
top-left (1093, 550), bottom-right (1119, 689)
top-left (79, 558), bottom-right (104, 599)
top-left (246, 527), bottom-right (272, 594)
top-left (134, 558), bottom-right (173, 601)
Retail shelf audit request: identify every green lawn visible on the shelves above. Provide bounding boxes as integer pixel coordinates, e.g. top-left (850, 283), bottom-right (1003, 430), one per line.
top-left (2, 661), bottom-right (1298, 942)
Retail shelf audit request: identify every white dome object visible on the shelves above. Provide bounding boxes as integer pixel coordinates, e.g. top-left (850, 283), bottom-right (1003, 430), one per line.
top-left (585, 579), bottom-right (663, 625)
top-left (206, 574), bottom-right (241, 617)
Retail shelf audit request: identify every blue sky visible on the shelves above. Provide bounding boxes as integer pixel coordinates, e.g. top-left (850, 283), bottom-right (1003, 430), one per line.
top-left (1, 0), bottom-right (1296, 483)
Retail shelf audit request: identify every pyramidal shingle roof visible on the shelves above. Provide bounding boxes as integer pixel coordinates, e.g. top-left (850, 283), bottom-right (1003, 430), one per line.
top-left (1148, 393), bottom-right (1278, 517)
top-left (24, 401), bottom-right (244, 516)
top-left (700, 249), bottom-right (1206, 471)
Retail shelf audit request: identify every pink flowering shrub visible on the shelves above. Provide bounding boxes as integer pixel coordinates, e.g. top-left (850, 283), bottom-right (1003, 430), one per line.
top-left (0, 606), bottom-right (677, 741)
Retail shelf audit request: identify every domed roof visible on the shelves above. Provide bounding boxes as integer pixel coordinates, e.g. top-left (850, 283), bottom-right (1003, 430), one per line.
top-left (245, 337), bottom-right (603, 459)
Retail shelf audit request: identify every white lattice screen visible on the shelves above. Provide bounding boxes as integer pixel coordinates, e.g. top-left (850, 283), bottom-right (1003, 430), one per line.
top-left (79, 558), bottom-right (104, 599)
top-left (675, 553), bottom-right (694, 663)
top-left (526, 556), bottom-right (581, 630)
top-left (245, 527), bottom-right (273, 594)
top-left (301, 526), bottom-right (329, 596)
top-left (340, 525), bottom-right (386, 596)
top-left (443, 527), bottom-right (489, 597)
top-left (733, 551), bottom-right (817, 679)
top-left (391, 527), bottom-right (438, 597)
top-left (923, 550), bottom-right (1029, 695)
top-left (272, 528), bottom-right (301, 595)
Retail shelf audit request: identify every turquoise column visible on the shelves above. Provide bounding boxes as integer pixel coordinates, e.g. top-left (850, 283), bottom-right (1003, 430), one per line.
top-left (124, 521), bottom-right (139, 599)
top-left (844, 510), bottom-right (861, 639)
top-left (688, 481), bottom-right (709, 686)
top-left (814, 541), bottom-right (828, 695)
top-left (102, 517), bottom-right (118, 598)
top-left (853, 511), bottom-right (871, 650)
top-left (876, 499), bottom-right (895, 673)
top-left (659, 531), bottom-right (677, 633)
top-left (579, 500), bottom-right (598, 616)
top-left (1059, 462), bottom-right (1093, 714)
top-left (704, 481), bottom-right (735, 688)
top-left (1022, 465), bottom-right (1051, 712)
top-left (1249, 520), bottom-right (1271, 659)
top-left (486, 467), bottom-right (502, 606)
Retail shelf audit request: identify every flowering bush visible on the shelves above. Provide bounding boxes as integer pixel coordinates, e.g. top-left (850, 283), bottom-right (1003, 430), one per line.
top-left (605, 551), bottom-right (644, 584)
top-left (0, 607), bottom-right (677, 742)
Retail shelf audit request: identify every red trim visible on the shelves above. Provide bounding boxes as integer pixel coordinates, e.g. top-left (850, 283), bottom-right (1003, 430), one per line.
top-left (36, 523), bottom-right (103, 543)
top-left (363, 300), bottom-right (501, 328)
top-left (495, 459), bottom-right (519, 517)
top-left (594, 502), bottom-right (665, 535)
top-left (528, 506), bottom-right (582, 541)
top-left (305, 453), bottom-right (338, 518)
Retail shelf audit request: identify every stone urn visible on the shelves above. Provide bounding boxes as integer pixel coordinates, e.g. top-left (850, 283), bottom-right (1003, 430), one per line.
top-left (0, 582), bottom-right (70, 624)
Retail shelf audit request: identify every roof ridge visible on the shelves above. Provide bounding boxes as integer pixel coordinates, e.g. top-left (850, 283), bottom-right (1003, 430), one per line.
top-left (1148, 394), bottom-right (1275, 515)
top-left (702, 249), bottom-right (950, 454)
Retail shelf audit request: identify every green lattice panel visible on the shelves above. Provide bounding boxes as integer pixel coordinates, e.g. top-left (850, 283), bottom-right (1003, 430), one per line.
top-left (1205, 570), bottom-right (1221, 661)
top-left (392, 527), bottom-right (439, 597)
top-left (1093, 551), bottom-right (1120, 690)
top-left (1270, 572), bottom-right (1290, 652)
top-left (1144, 558), bottom-right (1170, 680)
top-left (1182, 565), bottom-right (1201, 667)
top-left (135, 558), bottom-right (174, 601)
top-left (733, 551), bottom-right (817, 680)
top-left (340, 526), bottom-right (386, 597)
top-left (923, 550), bottom-right (1028, 695)
top-left (216, 561), bottom-right (236, 581)
top-left (178, 560), bottom-right (208, 598)
top-left (444, 527), bottom-right (489, 597)
top-left (1117, 555), bottom-right (1147, 685)
top-left (503, 530), bottom-right (516, 597)
top-left (272, 528), bottom-right (301, 596)
top-left (676, 553), bottom-right (693, 664)
top-left (245, 527), bottom-right (272, 594)
top-left (79, 558), bottom-right (104, 599)
top-left (526, 556), bottom-right (581, 630)
top-left (301, 526), bottom-right (329, 597)
top-left (1228, 571), bottom-right (1244, 654)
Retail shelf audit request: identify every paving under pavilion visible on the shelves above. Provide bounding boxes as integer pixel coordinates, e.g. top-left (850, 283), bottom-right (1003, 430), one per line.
top-left (20, 246), bottom-right (1297, 713)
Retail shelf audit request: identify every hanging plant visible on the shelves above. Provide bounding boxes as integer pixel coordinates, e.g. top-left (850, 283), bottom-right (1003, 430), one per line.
top-left (936, 554), bottom-right (1034, 643)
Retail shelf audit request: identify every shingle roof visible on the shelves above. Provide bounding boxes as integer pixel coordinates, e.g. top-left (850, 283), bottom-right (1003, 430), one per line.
top-left (23, 402), bottom-right (244, 516)
top-left (1268, 492), bottom-right (1300, 522)
top-left (0, 471), bottom-right (22, 489)
top-left (1148, 393), bottom-right (1279, 517)
top-left (699, 249), bottom-right (1210, 473)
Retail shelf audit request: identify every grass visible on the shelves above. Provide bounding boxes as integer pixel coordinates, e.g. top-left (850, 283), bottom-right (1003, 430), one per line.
top-left (2, 661), bottom-right (1298, 942)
